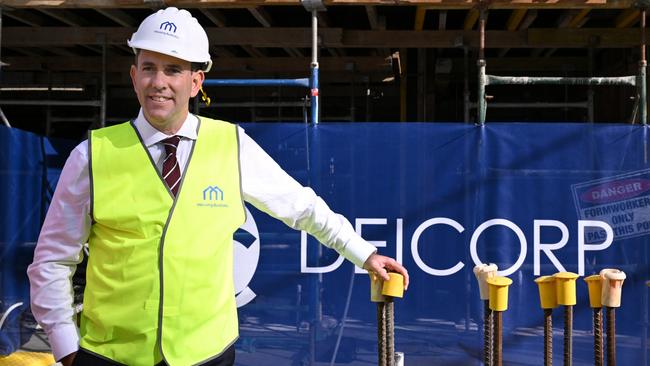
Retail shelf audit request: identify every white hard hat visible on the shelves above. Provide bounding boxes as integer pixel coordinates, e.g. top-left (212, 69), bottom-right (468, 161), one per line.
top-left (128, 7), bottom-right (212, 72)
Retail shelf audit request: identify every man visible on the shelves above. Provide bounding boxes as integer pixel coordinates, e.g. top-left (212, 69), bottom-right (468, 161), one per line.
top-left (28, 7), bottom-right (408, 366)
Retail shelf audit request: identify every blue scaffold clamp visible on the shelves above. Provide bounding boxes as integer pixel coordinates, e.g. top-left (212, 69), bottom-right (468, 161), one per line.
top-left (636, 0), bottom-right (650, 8)
top-left (301, 0), bottom-right (326, 12)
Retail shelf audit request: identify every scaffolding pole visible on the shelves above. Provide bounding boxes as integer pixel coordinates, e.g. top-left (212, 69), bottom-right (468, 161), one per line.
top-left (311, 9), bottom-right (320, 125)
top-left (477, 5), bottom-right (487, 125)
top-left (0, 8), bottom-right (8, 128)
top-left (640, 9), bottom-right (647, 124)
top-left (203, 79), bottom-right (310, 87)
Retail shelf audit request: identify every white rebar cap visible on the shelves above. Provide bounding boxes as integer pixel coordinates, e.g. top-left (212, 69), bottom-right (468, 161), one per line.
top-left (128, 7), bottom-right (212, 72)
top-left (473, 263), bottom-right (498, 300)
top-left (600, 268), bottom-right (626, 308)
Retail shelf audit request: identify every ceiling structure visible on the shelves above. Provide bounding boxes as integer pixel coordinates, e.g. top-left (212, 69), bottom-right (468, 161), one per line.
top-left (0, 0), bottom-right (648, 135)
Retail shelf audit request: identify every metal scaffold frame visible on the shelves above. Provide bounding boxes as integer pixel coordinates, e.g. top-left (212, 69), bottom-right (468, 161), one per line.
top-left (0, 28), bottom-right (108, 132)
top-left (201, 0), bottom-right (322, 125)
top-left (474, 3), bottom-right (648, 125)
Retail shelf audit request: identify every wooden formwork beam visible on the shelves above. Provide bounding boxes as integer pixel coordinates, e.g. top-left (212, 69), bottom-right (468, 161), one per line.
top-left (615, 9), bottom-right (641, 28)
top-left (6, 27), bottom-right (650, 48)
top-left (1, 0), bottom-right (638, 9)
top-left (505, 9), bottom-right (527, 31)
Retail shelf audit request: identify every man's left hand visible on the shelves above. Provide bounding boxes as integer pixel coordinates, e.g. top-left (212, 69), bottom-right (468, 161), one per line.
top-left (363, 253), bottom-right (409, 290)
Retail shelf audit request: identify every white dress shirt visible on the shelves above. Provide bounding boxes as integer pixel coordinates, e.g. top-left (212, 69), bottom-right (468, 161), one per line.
top-left (27, 110), bottom-right (376, 361)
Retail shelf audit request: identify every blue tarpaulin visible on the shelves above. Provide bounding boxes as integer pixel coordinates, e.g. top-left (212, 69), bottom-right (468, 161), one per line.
top-left (1, 122), bottom-right (648, 365)
top-left (0, 126), bottom-right (75, 355)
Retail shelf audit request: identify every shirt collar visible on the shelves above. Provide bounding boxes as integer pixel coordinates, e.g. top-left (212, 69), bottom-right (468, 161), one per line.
top-left (133, 109), bottom-right (199, 147)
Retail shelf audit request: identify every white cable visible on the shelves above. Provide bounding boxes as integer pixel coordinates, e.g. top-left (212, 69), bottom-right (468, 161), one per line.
top-left (0, 302), bottom-right (23, 330)
top-left (0, 107), bottom-right (11, 128)
top-left (328, 267), bottom-right (355, 366)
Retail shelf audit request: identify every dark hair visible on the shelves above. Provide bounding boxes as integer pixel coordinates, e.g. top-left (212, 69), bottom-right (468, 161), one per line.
top-left (133, 49), bottom-right (207, 72)
top-left (191, 62), bottom-right (208, 72)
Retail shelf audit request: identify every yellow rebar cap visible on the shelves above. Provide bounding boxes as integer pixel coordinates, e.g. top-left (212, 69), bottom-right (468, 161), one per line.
top-left (0, 351), bottom-right (54, 366)
top-left (369, 273), bottom-right (386, 303)
top-left (534, 276), bottom-right (557, 309)
top-left (381, 272), bottom-right (404, 298)
top-left (647, 280), bottom-right (650, 287)
top-left (473, 263), bottom-right (498, 300)
top-left (486, 276), bottom-right (513, 311)
top-left (600, 268), bottom-right (626, 308)
top-left (584, 275), bottom-right (603, 308)
top-left (553, 272), bottom-right (579, 306)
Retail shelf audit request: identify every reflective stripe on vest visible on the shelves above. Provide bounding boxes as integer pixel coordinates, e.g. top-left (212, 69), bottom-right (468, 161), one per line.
top-left (83, 117), bottom-right (245, 366)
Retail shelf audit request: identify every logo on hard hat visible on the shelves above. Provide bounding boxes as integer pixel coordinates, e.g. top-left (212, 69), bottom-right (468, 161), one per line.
top-left (159, 21), bottom-right (177, 33)
top-left (234, 207), bottom-right (260, 307)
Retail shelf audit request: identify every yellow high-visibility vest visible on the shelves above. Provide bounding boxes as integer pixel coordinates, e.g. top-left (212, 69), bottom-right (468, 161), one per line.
top-left (82, 117), bottom-right (245, 365)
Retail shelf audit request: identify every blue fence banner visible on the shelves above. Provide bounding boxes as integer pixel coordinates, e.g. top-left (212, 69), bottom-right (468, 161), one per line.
top-left (1, 122), bottom-right (648, 365)
top-left (237, 122), bottom-right (649, 365)
top-left (0, 126), bottom-right (75, 355)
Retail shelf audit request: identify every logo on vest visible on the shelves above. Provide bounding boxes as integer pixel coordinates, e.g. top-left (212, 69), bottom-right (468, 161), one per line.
top-left (234, 207), bottom-right (260, 307)
top-left (197, 185), bottom-right (228, 208)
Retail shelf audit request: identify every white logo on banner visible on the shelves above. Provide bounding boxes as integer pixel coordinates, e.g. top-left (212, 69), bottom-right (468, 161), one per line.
top-left (301, 217), bottom-right (614, 277)
top-left (234, 207), bottom-right (260, 307)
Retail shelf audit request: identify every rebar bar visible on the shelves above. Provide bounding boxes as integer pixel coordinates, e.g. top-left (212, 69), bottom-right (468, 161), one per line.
top-left (484, 300), bottom-right (493, 366)
top-left (377, 302), bottom-right (387, 366)
top-left (494, 311), bottom-right (503, 366)
top-left (544, 308), bottom-right (553, 366)
top-left (386, 299), bottom-right (395, 366)
top-left (606, 307), bottom-right (616, 366)
top-left (564, 306), bottom-right (573, 366)
top-left (594, 308), bottom-right (604, 366)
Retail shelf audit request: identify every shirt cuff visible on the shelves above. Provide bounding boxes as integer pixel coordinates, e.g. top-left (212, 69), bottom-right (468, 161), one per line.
top-left (47, 323), bottom-right (79, 361)
top-left (340, 236), bottom-right (377, 269)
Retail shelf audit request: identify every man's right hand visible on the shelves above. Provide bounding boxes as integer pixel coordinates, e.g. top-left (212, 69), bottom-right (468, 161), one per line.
top-left (59, 352), bottom-right (77, 366)
top-left (363, 253), bottom-right (409, 290)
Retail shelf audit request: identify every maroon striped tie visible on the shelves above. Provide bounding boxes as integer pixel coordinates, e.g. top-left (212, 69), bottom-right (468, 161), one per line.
top-left (162, 136), bottom-right (182, 197)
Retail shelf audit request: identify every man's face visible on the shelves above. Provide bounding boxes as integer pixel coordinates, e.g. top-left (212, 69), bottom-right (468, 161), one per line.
top-left (130, 49), bottom-right (204, 132)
